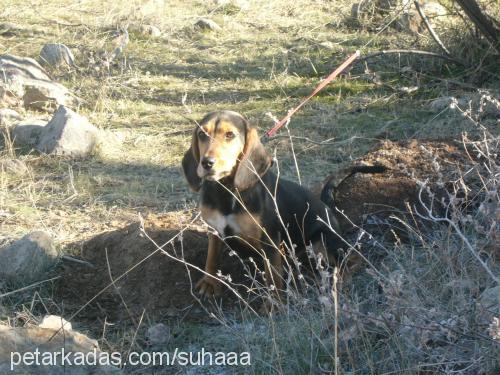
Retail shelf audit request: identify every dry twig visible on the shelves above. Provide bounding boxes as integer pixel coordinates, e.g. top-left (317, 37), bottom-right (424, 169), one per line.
top-left (414, 1), bottom-right (451, 56)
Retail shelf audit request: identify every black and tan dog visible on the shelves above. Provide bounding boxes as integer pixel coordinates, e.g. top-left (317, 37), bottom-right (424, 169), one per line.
top-left (182, 110), bottom-right (345, 298)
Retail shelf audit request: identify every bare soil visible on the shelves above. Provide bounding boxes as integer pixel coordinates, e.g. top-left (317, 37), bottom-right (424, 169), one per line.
top-left (55, 139), bottom-right (474, 327)
top-left (334, 139), bottom-right (475, 230)
top-left (56, 212), bottom-right (248, 328)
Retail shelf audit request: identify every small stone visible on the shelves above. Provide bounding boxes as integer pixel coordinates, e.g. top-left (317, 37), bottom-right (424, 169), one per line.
top-left (23, 80), bottom-right (73, 110)
top-left (0, 54), bottom-right (74, 111)
top-left (39, 315), bottom-right (72, 331)
top-left (146, 323), bottom-right (171, 346)
top-left (421, 1), bottom-right (447, 18)
top-left (0, 231), bottom-right (58, 285)
top-left (11, 119), bottom-right (48, 147)
top-left (0, 54), bottom-right (51, 81)
top-left (37, 106), bottom-right (100, 157)
top-left (429, 96), bottom-right (467, 112)
top-left (40, 43), bottom-right (75, 67)
top-left (195, 18), bottom-right (222, 32)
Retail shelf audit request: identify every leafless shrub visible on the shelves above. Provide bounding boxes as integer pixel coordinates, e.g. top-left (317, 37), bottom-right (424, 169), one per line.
top-left (144, 95), bottom-right (499, 373)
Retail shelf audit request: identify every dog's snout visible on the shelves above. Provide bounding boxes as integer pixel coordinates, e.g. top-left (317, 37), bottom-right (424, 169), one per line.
top-left (201, 157), bottom-right (216, 170)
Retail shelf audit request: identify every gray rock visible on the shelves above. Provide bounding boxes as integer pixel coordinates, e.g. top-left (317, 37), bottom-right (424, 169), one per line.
top-left (0, 108), bottom-right (22, 125)
top-left (429, 96), bottom-right (468, 112)
top-left (0, 22), bottom-right (24, 36)
top-left (146, 323), bottom-right (171, 347)
top-left (22, 79), bottom-right (74, 110)
top-left (37, 106), bottom-right (100, 157)
top-left (0, 54), bottom-right (50, 80)
top-left (40, 43), bottom-right (75, 67)
top-left (38, 315), bottom-right (72, 331)
top-left (0, 159), bottom-right (29, 175)
top-left (0, 54), bottom-right (74, 111)
top-left (0, 324), bottom-right (121, 374)
top-left (195, 18), bottom-right (222, 32)
top-left (11, 119), bottom-right (48, 147)
top-left (420, 1), bottom-right (447, 18)
top-left (36, 106), bottom-right (100, 157)
top-left (0, 231), bottom-right (58, 285)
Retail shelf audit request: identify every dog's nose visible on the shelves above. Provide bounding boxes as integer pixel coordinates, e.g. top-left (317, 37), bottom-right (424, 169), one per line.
top-left (201, 157), bottom-right (215, 170)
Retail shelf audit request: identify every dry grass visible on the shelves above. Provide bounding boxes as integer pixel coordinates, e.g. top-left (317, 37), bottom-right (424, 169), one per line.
top-left (0, 0), bottom-right (499, 373)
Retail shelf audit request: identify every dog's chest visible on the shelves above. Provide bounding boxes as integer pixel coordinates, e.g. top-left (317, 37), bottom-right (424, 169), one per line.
top-left (200, 181), bottom-right (262, 240)
top-left (201, 194), bottom-right (244, 237)
top-left (203, 211), bottom-right (242, 237)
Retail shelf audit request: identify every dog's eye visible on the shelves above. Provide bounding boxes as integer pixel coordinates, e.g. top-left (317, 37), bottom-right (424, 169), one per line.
top-left (198, 131), bottom-right (209, 141)
top-left (225, 131), bottom-right (236, 140)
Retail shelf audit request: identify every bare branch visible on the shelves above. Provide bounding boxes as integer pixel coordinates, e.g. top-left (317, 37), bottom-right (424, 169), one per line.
top-left (414, 1), bottom-right (451, 56)
top-left (455, 0), bottom-right (499, 51)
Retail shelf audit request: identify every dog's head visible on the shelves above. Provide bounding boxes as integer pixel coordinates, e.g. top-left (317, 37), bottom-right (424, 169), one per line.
top-left (182, 110), bottom-right (271, 192)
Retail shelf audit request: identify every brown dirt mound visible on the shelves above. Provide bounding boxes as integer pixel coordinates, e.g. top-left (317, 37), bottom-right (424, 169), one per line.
top-left (333, 139), bottom-right (475, 230)
top-left (56, 212), bottom-right (247, 327)
top-left (55, 139), bottom-right (475, 327)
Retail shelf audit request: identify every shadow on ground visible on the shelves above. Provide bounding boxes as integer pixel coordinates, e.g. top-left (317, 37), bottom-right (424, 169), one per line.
top-left (56, 211), bottom-right (249, 328)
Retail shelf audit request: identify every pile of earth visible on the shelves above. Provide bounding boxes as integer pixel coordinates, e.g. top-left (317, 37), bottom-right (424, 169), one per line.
top-left (55, 139), bottom-right (477, 327)
top-left (56, 212), bottom-right (246, 328)
top-left (332, 139), bottom-right (478, 232)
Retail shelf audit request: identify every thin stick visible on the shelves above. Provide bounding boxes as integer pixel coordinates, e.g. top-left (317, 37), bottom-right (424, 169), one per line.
top-left (285, 122), bottom-right (301, 185)
top-left (105, 247), bottom-right (137, 326)
top-left (332, 267), bottom-right (339, 375)
top-left (414, 1), bottom-right (451, 56)
top-left (62, 255), bottom-right (95, 268)
top-left (0, 276), bottom-right (61, 299)
top-left (125, 308), bottom-right (145, 369)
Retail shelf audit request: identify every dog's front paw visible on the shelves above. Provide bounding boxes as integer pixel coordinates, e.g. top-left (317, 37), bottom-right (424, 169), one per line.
top-left (196, 275), bottom-right (222, 298)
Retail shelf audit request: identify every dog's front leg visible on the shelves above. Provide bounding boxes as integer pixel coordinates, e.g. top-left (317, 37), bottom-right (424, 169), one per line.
top-left (196, 233), bottom-right (223, 297)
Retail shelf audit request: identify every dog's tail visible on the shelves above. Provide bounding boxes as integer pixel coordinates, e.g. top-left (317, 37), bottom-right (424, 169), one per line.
top-left (320, 165), bottom-right (387, 208)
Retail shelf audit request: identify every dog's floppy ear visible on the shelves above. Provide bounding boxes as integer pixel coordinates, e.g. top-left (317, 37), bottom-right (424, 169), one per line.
top-left (234, 126), bottom-right (272, 191)
top-left (182, 129), bottom-right (202, 192)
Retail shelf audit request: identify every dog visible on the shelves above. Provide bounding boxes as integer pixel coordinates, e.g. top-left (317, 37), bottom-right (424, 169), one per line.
top-left (182, 110), bottom-right (345, 299)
